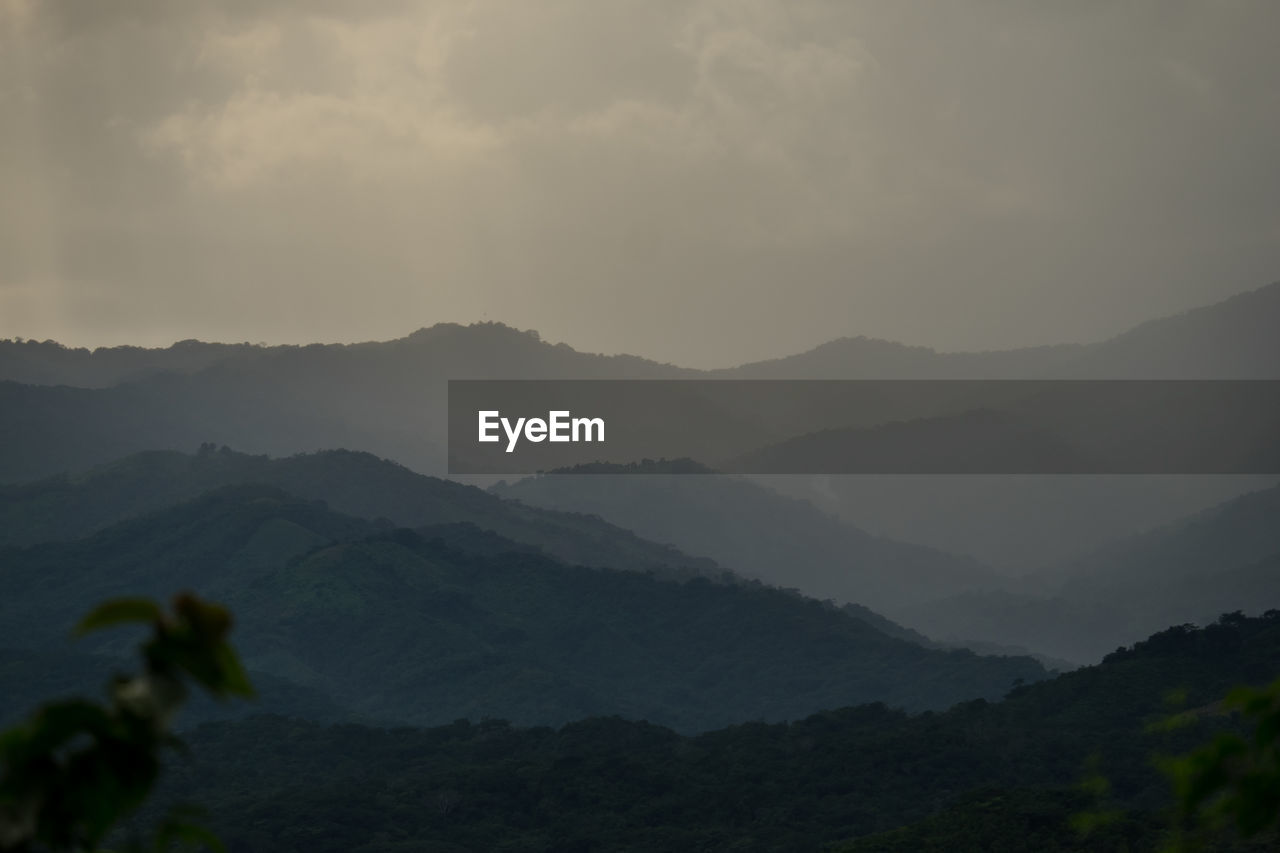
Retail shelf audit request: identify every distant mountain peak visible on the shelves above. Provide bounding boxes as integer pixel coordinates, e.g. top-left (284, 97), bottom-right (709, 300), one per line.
top-left (404, 321), bottom-right (542, 342)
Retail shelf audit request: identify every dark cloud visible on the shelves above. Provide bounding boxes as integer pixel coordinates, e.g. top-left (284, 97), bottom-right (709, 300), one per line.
top-left (2, 0), bottom-right (1278, 364)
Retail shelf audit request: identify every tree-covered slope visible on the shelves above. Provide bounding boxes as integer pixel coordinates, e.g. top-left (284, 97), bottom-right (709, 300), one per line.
top-left (0, 645), bottom-right (350, 731)
top-left (0, 447), bottom-right (720, 580)
top-left (0, 485), bottom-right (1045, 732)
top-left (144, 612), bottom-right (1280, 852)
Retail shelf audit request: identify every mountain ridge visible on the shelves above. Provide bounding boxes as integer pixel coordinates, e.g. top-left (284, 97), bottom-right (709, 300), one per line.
top-left (0, 447), bottom-right (956, 651)
top-left (903, 482), bottom-right (1280, 662)
top-left (0, 482), bottom-right (1048, 732)
top-left (3, 280), bottom-right (1278, 388)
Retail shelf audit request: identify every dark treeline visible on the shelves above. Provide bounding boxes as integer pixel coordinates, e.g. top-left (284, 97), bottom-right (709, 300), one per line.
top-left (142, 613), bottom-right (1280, 852)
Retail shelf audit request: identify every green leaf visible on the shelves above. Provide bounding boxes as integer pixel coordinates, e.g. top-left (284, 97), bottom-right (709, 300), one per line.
top-left (77, 599), bottom-right (163, 635)
top-left (211, 644), bottom-right (255, 699)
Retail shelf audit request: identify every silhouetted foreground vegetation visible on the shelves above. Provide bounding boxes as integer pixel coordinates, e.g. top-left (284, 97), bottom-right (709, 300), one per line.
top-left (127, 613), bottom-right (1280, 852)
top-left (1164, 675), bottom-right (1280, 848)
top-left (0, 595), bottom-right (252, 852)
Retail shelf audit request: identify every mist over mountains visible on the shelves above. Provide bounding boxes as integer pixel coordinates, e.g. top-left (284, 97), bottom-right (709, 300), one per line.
top-left (0, 456), bottom-right (1047, 732)
top-left (6, 279), bottom-right (1277, 391)
top-left (8, 1), bottom-right (1280, 845)
top-left (713, 280), bottom-right (1280, 380)
top-left (1, 282), bottom-right (1278, 666)
top-left (0, 284), bottom-right (1276, 849)
top-left (0, 280), bottom-right (1276, 484)
top-left (0, 448), bottom-right (716, 580)
top-left (494, 465), bottom-right (1280, 665)
top-left (902, 482), bottom-right (1280, 662)
top-left (492, 464), bottom-right (998, 618)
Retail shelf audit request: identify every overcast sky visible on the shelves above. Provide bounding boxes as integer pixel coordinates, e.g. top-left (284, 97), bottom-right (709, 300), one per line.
top-left (2, 0), bottom-right (1278, 367)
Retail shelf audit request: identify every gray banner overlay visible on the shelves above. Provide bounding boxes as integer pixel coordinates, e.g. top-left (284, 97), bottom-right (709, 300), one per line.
top-left (448, 380), bottom-right (1280, 474)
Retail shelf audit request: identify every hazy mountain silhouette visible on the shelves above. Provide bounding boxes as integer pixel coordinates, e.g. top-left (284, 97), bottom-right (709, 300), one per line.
top-left (492, 462), bottom-right (1001, 619)
top-left (904, 483), bottom-right (1280, 662)
top-left (0, 323), bottom-right (692, 389)
top-left (715, 338), bottom-right (1085, 379)
top-left (725, 408), bottom-right (1089, 474)
top-left (712, 280), bottom-right (1280, 380)
top-left (0, 324), bottom-right (693, 483)
top-left (758, 473), bottom-right (1278, 573)
top-left (0, 282), bottom-right (1275, 487)
top-left (3, 284), bottom-right (1275, 393)
top-left (724, 385), bottom-right (1280, 475)
top-left (0, 338), bottom-right (262, 388)
top-left (0, 484), bottom-right (1046, 731)
top-left (1052, 481), bottom-right (1280, 591)
top-left (0, 447), bottom-right (723, 579)
top-left (0, 283), bottom-right (1275, 608)
top-left (1053, 280), bottom-right (1280, 378)
top-left (1, 447), bottom-right (969, 649)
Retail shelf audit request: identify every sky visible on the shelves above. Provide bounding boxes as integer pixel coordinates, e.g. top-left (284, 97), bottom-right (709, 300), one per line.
top-left (2, 0), bottom-right (1278, 368)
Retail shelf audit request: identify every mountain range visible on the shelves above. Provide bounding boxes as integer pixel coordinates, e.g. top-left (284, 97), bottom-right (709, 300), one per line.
top-left (1, 283), bottom-right (1278, 849)
top-left (494, 464), bottom-right (1280, 664)
top-left (0, 469), bottom-right (1046, 732)
top-left (0, 281), bottom-right (1276, 485)
top-left (492, 462), bottom-right (998, 617)
top-left (903, 481), bottom-right (1280, 662)
top-left (1, 281), bottom-right (1277, 667)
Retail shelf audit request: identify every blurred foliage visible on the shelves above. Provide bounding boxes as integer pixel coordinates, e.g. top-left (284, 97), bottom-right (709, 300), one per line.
top-left (0, 595), bottom-right (252, 852)
top-left (1163, 677), bottom-right (1280, 850)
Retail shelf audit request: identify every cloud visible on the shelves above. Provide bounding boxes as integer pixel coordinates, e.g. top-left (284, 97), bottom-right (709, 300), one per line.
top-left (2, 0), bottom-right (1279, 365)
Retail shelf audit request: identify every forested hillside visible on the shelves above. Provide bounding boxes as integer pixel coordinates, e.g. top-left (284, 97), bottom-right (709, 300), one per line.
top-left (141, 612), bottom-right (1280, 852)
top-left (0, 447), bottom-right (721, 579)
top-left (0, 484), bottom-right (1045, 732)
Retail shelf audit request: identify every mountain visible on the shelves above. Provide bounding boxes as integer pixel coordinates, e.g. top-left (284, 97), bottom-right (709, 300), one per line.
top-left (725, 408), bottom-right (1087, 474)
top-left (0, 323), bottom-right (692, 483)
top-left (1055, 280), bottom-right (1280, 379)
top-left (1054, 481), bottom-right (1280, 592)
top-left (2, 446), bottom-right (975, 653)
top-left (710, 280), bottom-right (1280, 381)
top-left (904, 483), bottom-right (1280, 662)
top-left (724, 385), bottom-right (1280, 476)
top-left (0, 338), bottom-right (262, 388)
top-left (714, 337), bottom-right (1085, 379)
top-left (0, 323), bottom-right (690, 389)
top-left (145, 612), bottom-right (1280, 851)
top-left (0, 447), bottom-right (720, 580)
top-left (491, 462), bottom-right (1001, 619)
top-left (0, 484), bottom-right (1046, 732)
top-left (0, 286), bottom-right (1275, 595)
top-left (755, 473), bottom-right (1277, 573)
top-left (0, 445), bottom-right (1060, 667)
top-left (0, 282), bottom-right (1276, 486)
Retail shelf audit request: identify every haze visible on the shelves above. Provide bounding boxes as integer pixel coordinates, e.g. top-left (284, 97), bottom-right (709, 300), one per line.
top-left (3, 0), bottom-right (1278, 367)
